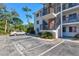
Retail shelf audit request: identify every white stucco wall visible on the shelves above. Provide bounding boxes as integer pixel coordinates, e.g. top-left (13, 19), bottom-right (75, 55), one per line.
top-left (34, 16), bottom-right (43, 34)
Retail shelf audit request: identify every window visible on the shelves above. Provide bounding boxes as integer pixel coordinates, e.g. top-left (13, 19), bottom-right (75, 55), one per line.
top-left (63, 27), bottom-right (66, 32)
top-left (69, 27), bottom-right (73, 32)
top-left (69, 13), bottom-right (77, 20)
top-left (69, 26), bottom-right (77, 32)
top-left (36, 13), bottom-right (39, 17)
top-left (37, 21), bottom-right (39, 24)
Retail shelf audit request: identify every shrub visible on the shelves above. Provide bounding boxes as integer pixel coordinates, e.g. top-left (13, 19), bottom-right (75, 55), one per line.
top-left (74, 34), bottom-right (79, 40)
top-left (39, 32), bottom-right (53, 39)
top-left (26, 27), bottom-right (35, 34)
top-left (38, 32), bottom-right (42, 36)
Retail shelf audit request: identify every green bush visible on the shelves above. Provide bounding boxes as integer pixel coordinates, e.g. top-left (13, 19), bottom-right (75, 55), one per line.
top-left (39, 32), bottom-right (53, 39)
top-left (74, 34), bottom-right (79, 40)
top-left (26, 27), bottom-right (35, 34)
top-left (38, 32), bottom-right (42, 36)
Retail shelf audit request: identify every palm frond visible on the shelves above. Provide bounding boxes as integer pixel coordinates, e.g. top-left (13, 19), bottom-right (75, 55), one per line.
top-left (26, 14), bottom-right (32, 19)
top-left (22, 6), bottom-right (31, 12)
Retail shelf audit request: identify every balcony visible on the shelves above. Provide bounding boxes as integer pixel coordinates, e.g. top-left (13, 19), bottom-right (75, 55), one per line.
top-left (62, 4), bottom-right (79, 13)
top-left (63, 19), bottom-right (79, 25)
top-left (68, 3), bottom-right (79, 8)
top-left (56, 4), bottom-right (79, 14)
top-left (40, 7), bottom-right (56, 20)
top-left (41, 24), bottom-right (55, 30)
top-left (42, 25), bottom-right (49, 30)
top-left (42, 7), bottom-right (53, 16)
top-left (40, 24), bottom-right (56, 33)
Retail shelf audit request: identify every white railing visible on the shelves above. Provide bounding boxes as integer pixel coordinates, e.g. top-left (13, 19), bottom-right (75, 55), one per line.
top-left (63, 19), bottom-right (79, 23)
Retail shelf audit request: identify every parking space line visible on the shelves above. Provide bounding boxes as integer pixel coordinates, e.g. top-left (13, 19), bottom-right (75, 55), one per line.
top-left (38, 40), bottom-right (64, 56)
top-left (13, 42), bottom-right (25, 56)
top-left (13, 42), bottom-right (46, 56)
top-left (27, 43), bottom-right (46, 51)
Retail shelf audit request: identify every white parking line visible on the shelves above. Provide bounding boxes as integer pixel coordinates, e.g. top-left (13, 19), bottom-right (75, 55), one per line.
top-left (13, 42), bottom-right (45, 56)
top-left (13, 42), bottom-right (25, 56)
top-left (38, 40), bottom-right (64, 56)
top-left (27, 43), bottom-right (46, 51)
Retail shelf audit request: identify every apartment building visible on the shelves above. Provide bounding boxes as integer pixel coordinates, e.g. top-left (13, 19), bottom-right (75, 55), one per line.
top-left (34, 3), bottom-right (79, 39)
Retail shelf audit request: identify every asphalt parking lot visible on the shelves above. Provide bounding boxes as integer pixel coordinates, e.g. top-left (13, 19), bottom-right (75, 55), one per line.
top-left (0, 35), bottom-right (79, 56)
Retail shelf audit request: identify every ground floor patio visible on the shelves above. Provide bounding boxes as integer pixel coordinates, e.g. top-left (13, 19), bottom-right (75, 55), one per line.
top-left (63, 24), bottom-right (79, 37)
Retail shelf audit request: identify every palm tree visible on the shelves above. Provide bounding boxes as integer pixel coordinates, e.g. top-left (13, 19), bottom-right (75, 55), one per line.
top-left (12, 17), bottom-right (23, 31)
top-left (9, 9), bottom-right (24, 32)
top-left (0, 4), bottom-right (19, 33)
top-left (0, 4), bottom-right (24, 34)
top-left (10, 9), bottom-right (19, 31)
top-left (0, 4), bottom-right (9, 33)
top-left (22, 6), bottom-right (32, 26)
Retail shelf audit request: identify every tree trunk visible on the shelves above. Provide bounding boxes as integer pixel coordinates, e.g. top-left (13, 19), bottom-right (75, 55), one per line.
top-left (4, 20), bottom-right (7, 33)
top-left (27, 19), bottom-right (29, 28)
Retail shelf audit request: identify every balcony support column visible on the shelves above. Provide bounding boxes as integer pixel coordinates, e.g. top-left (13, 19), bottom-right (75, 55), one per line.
top-left (60, 3), bottom-right (63, 38)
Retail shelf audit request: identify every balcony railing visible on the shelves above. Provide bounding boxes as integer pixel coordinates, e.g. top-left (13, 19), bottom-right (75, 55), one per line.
top-left (56, 3), bottom-right (79, 13)
top-left (63, 19), bottom-right (79, 23)
top-left (42, 8), bottom-right (49, 16)
top-left (42, 25), bottom-right (48, 30)
top-left (68, 3), bottom-right (79, 8)
top-left (41, 24), bottom-right (56, 30)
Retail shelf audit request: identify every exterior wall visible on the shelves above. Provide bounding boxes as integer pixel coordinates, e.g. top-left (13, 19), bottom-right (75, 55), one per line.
top-left (34, 15), bottom-right (37, 34)
top-left (34, 16), bottom-right (43, 34)
top-left (63, 24), bottom-right (79, 37)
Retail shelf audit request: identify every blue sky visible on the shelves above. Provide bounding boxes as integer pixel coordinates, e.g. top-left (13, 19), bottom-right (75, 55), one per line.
top-left (5, 3), bottom-right (43, 24)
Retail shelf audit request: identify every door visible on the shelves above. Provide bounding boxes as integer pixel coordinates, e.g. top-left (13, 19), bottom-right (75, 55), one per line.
top-left (48, 18), bottom-right (55, 30)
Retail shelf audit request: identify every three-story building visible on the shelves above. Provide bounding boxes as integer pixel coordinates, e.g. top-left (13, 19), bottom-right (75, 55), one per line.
top-left (34, 3), bottom-right (79, 39)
